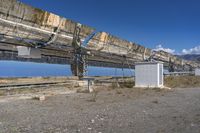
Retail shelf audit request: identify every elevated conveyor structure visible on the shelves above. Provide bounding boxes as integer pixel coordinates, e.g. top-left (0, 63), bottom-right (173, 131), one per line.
top-left (0, 0), bottom-right (199, 77)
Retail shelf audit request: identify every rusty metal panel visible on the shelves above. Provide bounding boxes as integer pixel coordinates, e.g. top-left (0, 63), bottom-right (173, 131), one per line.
top-left (0, 0), bottom-right (153, 61)
top-left (87, 31), bottom-right (152, 59)
top-left (0, 0), bottom-right (95, 47)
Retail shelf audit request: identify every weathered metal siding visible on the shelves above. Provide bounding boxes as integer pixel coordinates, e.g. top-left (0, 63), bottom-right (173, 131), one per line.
top-left (0, 0), bottom-right (94, 46)
top-left (0, 0), bottom-right (154, 64)
top-left (88, 32), bottom-right (151, 60)
top-left (0, 0), bottom-right (150, 60)
top-left (154, 49), bottom-right (200, 69)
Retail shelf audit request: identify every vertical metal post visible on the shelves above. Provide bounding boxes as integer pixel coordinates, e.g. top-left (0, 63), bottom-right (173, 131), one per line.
top-left (71, 23), bottom-right (85, 79)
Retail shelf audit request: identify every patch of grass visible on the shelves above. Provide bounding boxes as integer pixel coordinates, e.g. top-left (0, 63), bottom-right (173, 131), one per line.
top-left (152, 87), bottom-right (162, 92)
top-left (111, 81), bottom-right (119, 90)
top-left (76, 88), bottom-right (89, 93)
top-left (165, 76), bottom-right (200, 88)
top-left (119, 80), bottom-right (135, 88)
top-left (0, 87), bottom-right (43, 96)
top-left (9, 88), bottom-right (41, 95)
top-left (0, 90), bottom-right (5, 96)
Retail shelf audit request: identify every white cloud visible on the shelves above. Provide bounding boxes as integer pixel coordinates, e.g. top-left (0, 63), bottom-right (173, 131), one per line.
top-left (153, 44), bottom-right (200, 55)
top-left (182, 45), bottom-right (200, 55)
top-left (154, 44), bottom-right (175, 54)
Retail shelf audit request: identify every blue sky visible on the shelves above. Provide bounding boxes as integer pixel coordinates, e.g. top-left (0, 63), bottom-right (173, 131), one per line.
top-left (19, 0), bottom-right (200, 54)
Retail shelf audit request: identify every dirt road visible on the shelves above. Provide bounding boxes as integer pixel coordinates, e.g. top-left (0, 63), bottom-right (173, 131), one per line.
top-left (0, 87), bottom-right (200, 133)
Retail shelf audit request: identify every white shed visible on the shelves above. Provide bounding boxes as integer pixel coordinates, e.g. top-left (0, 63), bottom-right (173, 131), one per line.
top-left (135, 62), bottom-right (163, 88)
top-left (195, 68), bottom-right (200, 76)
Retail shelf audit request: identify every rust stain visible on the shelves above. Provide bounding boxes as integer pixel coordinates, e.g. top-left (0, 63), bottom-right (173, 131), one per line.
top-left (32, 8), bottom-right (46, 26)
top-left (46, 13), bottom-right (60, 27)
top-left (100, 32), bottom-right (108, 43)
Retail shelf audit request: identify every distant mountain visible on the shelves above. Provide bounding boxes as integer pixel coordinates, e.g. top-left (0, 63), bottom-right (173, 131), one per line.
top-left (178, 54), bottom-right (200, 62)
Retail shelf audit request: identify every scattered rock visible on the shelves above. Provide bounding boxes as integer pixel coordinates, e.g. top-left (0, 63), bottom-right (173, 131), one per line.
top-left (152, 100), bottom-right (158, 104)
top-left (76, 89), bottom-right (89, 93)
top-left (32, 95), bottom-right (46, 101)
top-left (100, 118), bottom-right (104, 121)
top-left (91, 119), bottom-right (95, 123)
top-left (39, 95), bottom-right (46, 101)
top-left (191, 123), bottom-right (195, 127)
top-left (163, 86), bottom-right (172, 90)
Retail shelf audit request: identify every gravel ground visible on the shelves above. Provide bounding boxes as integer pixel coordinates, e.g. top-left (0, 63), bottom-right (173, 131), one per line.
top-left (0, 87), bottom-right (200, 133)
